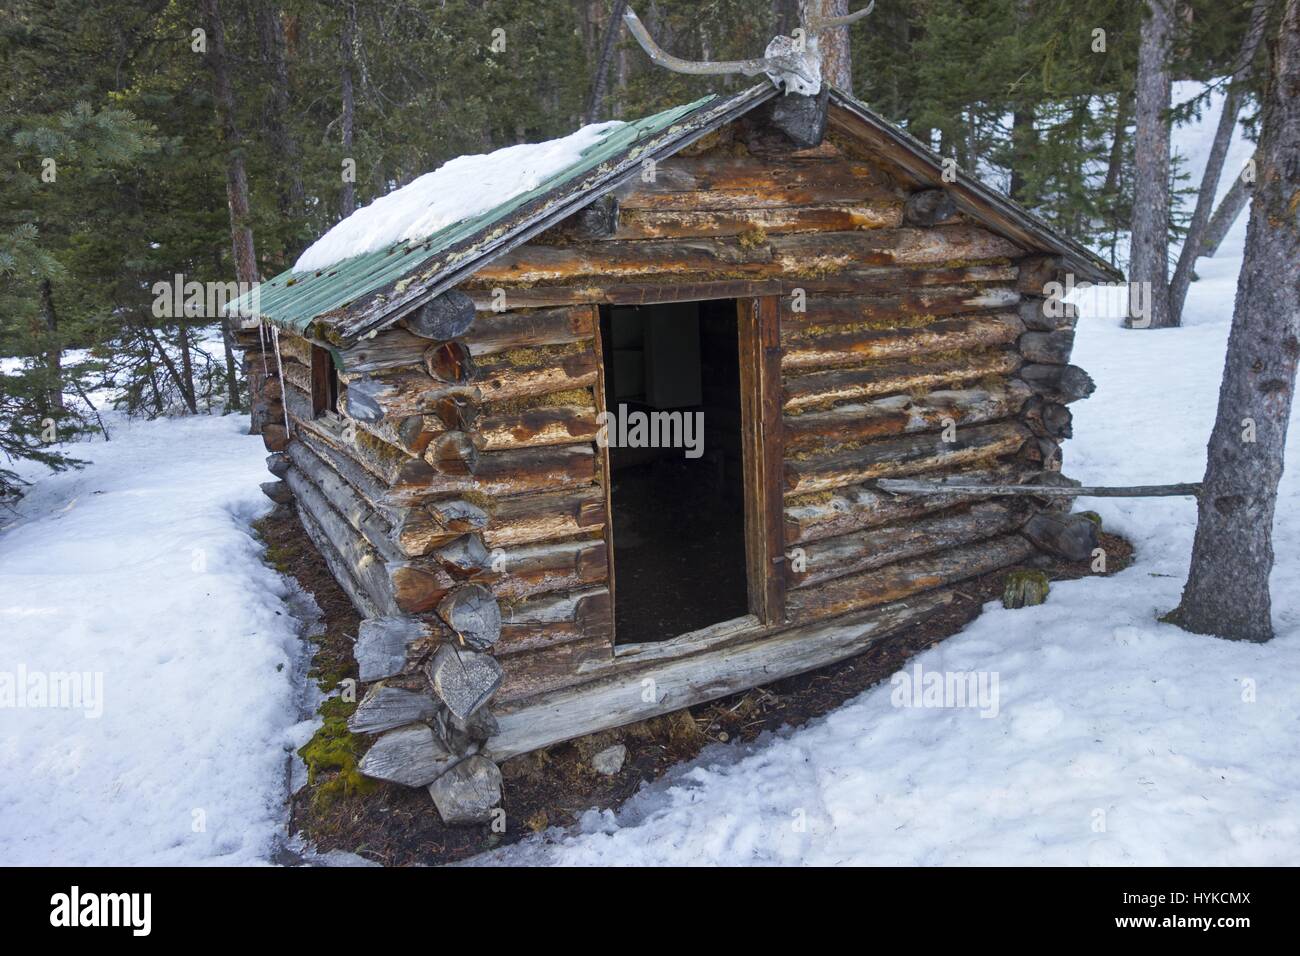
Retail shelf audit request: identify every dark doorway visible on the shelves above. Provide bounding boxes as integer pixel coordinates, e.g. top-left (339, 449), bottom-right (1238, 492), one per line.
top-left (599, 299), bottom-right (750, 644)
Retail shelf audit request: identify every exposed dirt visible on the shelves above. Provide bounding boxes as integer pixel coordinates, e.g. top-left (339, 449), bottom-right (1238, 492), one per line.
top-left (267, 505), bottom-right (1133, 867)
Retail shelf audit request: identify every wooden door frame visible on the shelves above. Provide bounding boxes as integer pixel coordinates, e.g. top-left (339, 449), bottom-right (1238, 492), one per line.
top-left (737, 295), bottom-right (786, 625)
top-left (596, 294), bottom-right (786, 655)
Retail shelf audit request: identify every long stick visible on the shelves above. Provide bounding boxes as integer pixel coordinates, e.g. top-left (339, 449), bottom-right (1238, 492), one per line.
top-left (873, 478), bottom-right (1201, 498)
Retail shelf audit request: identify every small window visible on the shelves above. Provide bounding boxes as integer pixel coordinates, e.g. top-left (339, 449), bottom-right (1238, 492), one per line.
top-left (310, 345), bottom-right (340, 418)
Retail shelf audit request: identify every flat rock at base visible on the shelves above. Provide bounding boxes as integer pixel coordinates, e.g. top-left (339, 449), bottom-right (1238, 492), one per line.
top-left (425, 644), bottom-right (503, 720)
top-left (358, 723), bottom-right (457, 787)
top-left (591, 744), bottom-right (627, 776)
top-left (428, 755), bottom-right (502, 825)
top-left (348, 684), bottom-right (437, 734)
top-left (355, 617), bottom-right (434, 682)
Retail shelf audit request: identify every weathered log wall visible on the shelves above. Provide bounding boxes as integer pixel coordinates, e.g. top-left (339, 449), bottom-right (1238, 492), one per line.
top-left (244, 108), bottom-right (1093, 774)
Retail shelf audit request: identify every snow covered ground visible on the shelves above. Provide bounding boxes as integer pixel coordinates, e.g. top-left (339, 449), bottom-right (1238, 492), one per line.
top-left (0, 413), bottom-right (315, 865)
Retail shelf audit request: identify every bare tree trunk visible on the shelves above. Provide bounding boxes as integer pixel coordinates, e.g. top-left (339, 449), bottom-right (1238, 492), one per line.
top-left (1008, 107), bottom-right (1035, 201)
top-left (339, 1), bottom-right (357, 218)
top-left (1101, 93), bottom-right (1130, 200)
top-left (38, 278), bottom-right (64, 413)
top-left (1201, 169), bottom-right (1254, 257)
top-left (176, 321), bottom-right (197, 413)
top-left (255, 0), bottom-right (303, 220)
top-left (584, 0), bottom-right (628, 124)
top-left (203, 0), bottom-right (259, 288)
top-left (1165, 0), bottom-right (1300, 643)
top-left (1169, 0), bottom-right (1271, 324)
top-left (1129, 0), bottom-right (1175, 328)
top-left (803, 0), bottom-right (853, 92)
top-left (134, 319), bottom-right (198, 414)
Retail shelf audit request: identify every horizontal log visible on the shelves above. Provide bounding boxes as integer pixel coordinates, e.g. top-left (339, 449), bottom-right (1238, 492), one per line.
top-left (437, 584), bottom-right (501, 650)
top-left (478, 536), bottom-right (608, 602)
top-left (1018, 329), bottom-right (1076, 365)
top-left (294, 494), bottom-right (397, 618)
top-left (358, 723), bottom-right (457, 788)
top-left (790, 501), bottom-right (1027, 589)
top-left (283, 464), bottom-right (404, 566)
top-left (784, 420), bottom-right (1031, 496)
top-left (423, 341), bottom-right (474, 384)
top-left (470, 227), bottom-right (1024, 287)
top-left (460, 264), bottom-right (1019, 310)
top-left (355, 616), bottom-right (440, 682)
top-left (780, 286), bottom-right (1021, 329)
top-left (485, 590), bottom-right (955, 760)
top-left (410, 443), bottom-right (599, 500)
top-left (613, 153), bottom-right (901, 210)
top-left (780, 313), bottom-right (1024, 372)
top-left (782, 349), bottom-right (1022, 413)
top-left (784, 464), bottom-right (1025, 545)
top-left (348, 685), bottom-right (438, 735)
top-left (785, 533), bottom-right (1035, 622)
top-left (337, 328), bottom-right (434, 374)
top-left (497, 587), bottom-right (613, 655)
top-left (1017, 363), bottom-right (1096, 403)
top-left (783, 384), bottom-right (1032, 454)
top-left (462, 306), bottom-right (594, 356)
top-left (472, 349), bottom-right (600, 403)
top-left (1018, 297), bottom-right (1078, 332)
top-left (1021, 396), bottom-right (1073, 440)
top-left (495, 635), bottom-right (615, 704)
top-left (1014, 255), bottom-right (1065, 295)
top-left (606, 203), bottom-right (904, 240)
top-left (388, 561), bottom-right (457, 614)
top-left (472, 403), bottom-right (599, 451)
top-left (399, 289), bottom-right (476, 340)
top-left (481, 486), bottom-right (606, 548)
top-left (903, 188), bottom-right (961, 227)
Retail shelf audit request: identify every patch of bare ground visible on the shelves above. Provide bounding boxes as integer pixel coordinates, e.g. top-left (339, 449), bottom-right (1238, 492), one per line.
top-left (263, 504), bottom-right (1132, 866)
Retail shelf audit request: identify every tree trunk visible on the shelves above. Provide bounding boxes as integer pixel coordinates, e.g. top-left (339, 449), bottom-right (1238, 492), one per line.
top-left (1009, 107), bottom-right (1035, 202)
top-left (202, 0), bottom-right (259, 288)
top-left (584, 0), bottom-right (627, 124)
top-left (1169, 0), bottom-right (1271, 325)
top-left (1200, 169), bottom-right (1254, 257)
top-left (1165, 0), bottom-right (1300, 643)
top-left (255, 0), bottom-right (304, 220)
top-left (38, 278), bottom-right (64, 413)
top-left (215, 245), bottom-right (243, 412)
top-left (803, 0), bottom-right (853, 93)
top-left (176, 321), bottom-right (197, 413)
top-left (339, 1), bottom-right (357, 218)
top-left (1128, 0), bottom-right (1174, 328)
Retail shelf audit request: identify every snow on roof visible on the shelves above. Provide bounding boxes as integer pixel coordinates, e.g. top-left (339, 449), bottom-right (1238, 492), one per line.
top-left (293, 121), bottom-right (626, 274)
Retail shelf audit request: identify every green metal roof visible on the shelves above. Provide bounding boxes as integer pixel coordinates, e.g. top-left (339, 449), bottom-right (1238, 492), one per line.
top-left (229, 94), bottom-right (727, 338)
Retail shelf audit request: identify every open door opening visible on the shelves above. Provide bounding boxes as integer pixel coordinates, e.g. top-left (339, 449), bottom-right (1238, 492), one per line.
top-left (599, 299), bottom-right (750, 644)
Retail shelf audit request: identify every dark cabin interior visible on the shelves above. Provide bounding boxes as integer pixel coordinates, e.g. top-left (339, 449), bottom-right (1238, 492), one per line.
top-left (599, 300), bottom-right (750, 644)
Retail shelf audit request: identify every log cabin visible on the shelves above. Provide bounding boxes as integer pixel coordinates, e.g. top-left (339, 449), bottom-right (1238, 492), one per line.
top-left (229, 75), bottom-right (1122, 822)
